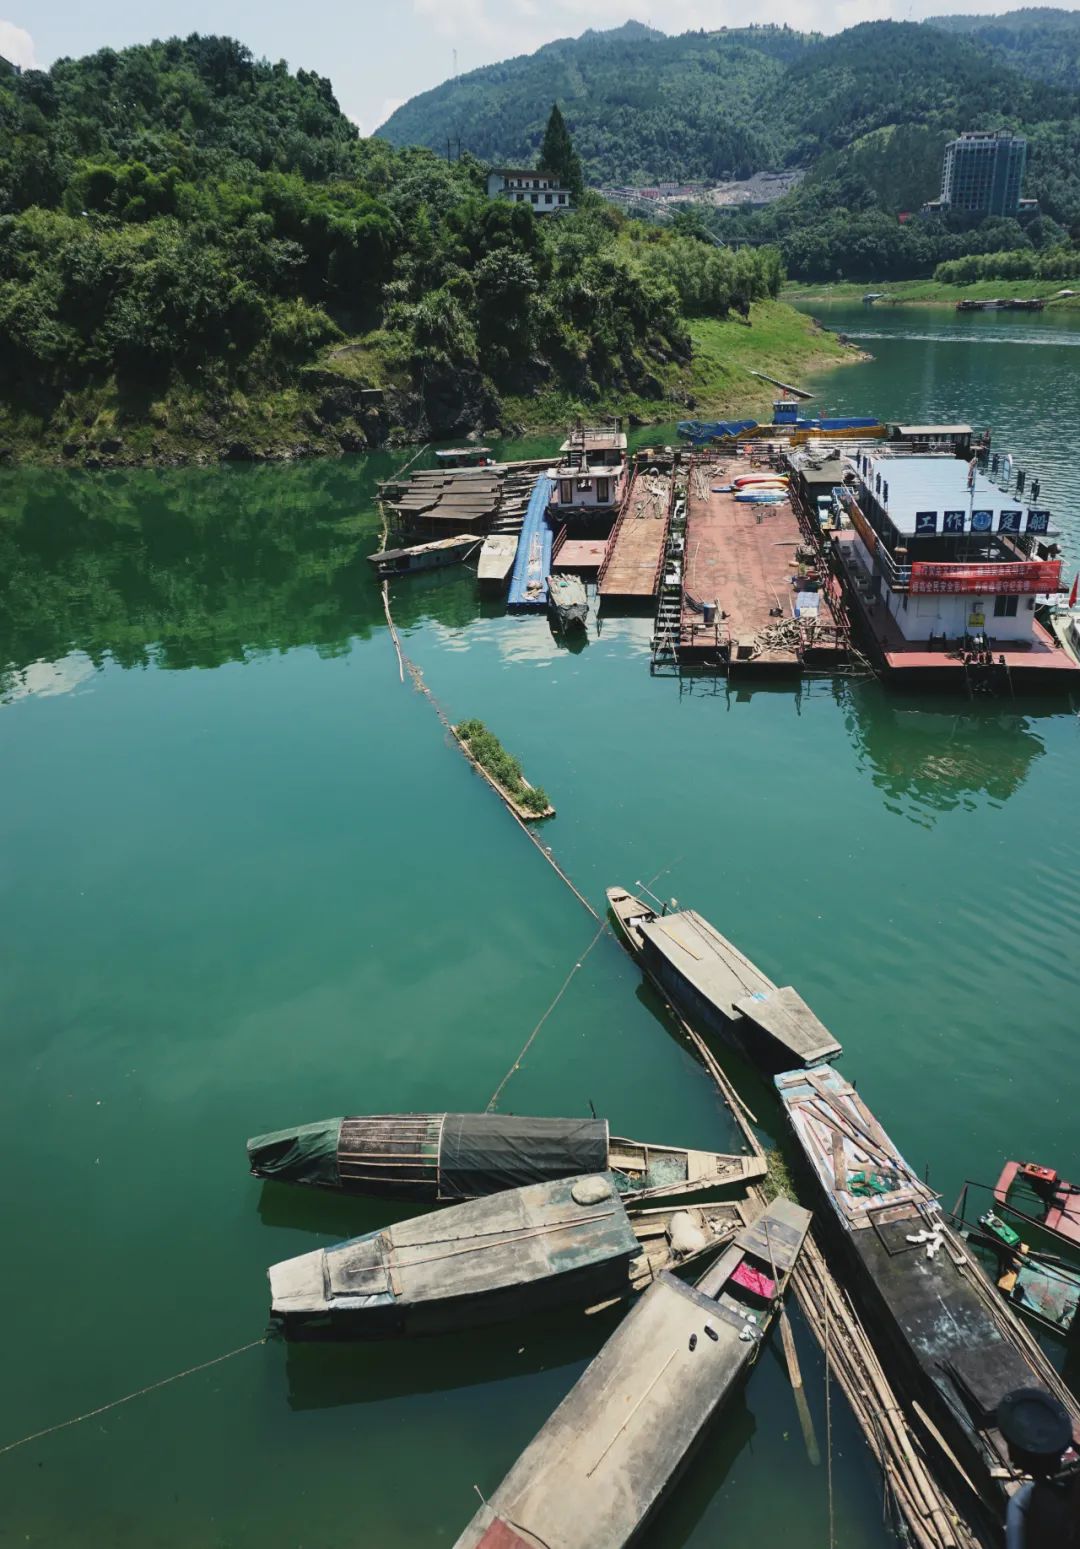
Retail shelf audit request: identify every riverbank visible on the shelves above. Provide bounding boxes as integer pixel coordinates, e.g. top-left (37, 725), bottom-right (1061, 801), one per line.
top-left (785, 277), bottom-right (1080, 308)
top-left (0, 302), bottom-right (857, 470)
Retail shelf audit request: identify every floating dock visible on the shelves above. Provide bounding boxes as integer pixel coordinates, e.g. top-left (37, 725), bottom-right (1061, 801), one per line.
top-left (597, 470), bottom-right (672, 601)
top-left (679, 459), bottom-right (849, 672)
top-left (507, 476), bottom-right (555, 611)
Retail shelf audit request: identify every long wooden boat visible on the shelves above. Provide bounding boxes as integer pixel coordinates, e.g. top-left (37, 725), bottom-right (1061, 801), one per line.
top-left (775, 1063), bottom-right (1080, 1520)
top-left (367, 533), bottom-right (482, 577)
top-left (248, 1111), bottom-right (765, 1201)
top-left (268, 1174), bottom-right (744, 1340)
top-left (607, 886), bottom-right (841, 1072)
top-left (453, 1197), bottom-right (812, 1549)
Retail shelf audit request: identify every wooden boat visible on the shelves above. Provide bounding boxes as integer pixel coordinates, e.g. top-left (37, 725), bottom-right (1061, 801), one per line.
top-left (367, 533), bottom-right (482, 577)
top-left (607, 886), bottom-right (841, 1072)
top-left (965, 1211), bottom-right (1080, 1338)
top-left (453, 1198), bottom-right (811, 1549)
top-left (547, 572), bottom-right (588, 631)
top-left (993, 1159), bottom-right (1080, 1253)
top-left (248, 1111), bottom-right (766, 1200)
top-left (436, 446), bottom-right (492, 466)
top-left (477, 533), bottom-right (518, 590)
top-left (267, 1174), bottom-right (744, 1340)
top-left (776, 1063), bottom-right (1080, 1517)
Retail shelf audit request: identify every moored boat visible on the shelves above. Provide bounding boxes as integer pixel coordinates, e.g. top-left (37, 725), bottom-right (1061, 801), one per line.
top-left (993, 1159), bottom-right (1080, 1253)
top-left (453, 1197), bottom-right (811, 1549)
top-left (606, 886), bottom-right (842, 1071)
top-left (247, 1110), bottom-right (766, 1201)
top-left (775, 1063), bottom-right (1080, 1519)
top-left (547, 572), bottom-right (588, 631)
top-left (964, 1210), bottom-right (1080, 1339)
top-left (268, 1174), bottom-right (745, 1340)
top-left (367, 533), bottom-right (483, 577)
top-left (477, 533), bottom-right (518, 590)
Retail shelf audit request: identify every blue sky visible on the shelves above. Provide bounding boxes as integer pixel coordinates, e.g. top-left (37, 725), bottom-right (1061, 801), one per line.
top-left (5, 1), bottom-right (1040, 135)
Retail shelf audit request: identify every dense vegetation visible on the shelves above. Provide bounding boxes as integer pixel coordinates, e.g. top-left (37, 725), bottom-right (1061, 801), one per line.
top-left (381, 15), bottom-right (1080, 284)
top-left (928, 8), bottom-right (1080, 94)
top-left (934, 245), bottom-right (1080, 282)
top-left (456, 720), bottom-right (551, 814)
top-left (0, 37), bottom-right (791, 463)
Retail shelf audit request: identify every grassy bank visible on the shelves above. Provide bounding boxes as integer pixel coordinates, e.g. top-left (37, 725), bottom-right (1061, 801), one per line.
top-left (501, 300), bottom-right (860, 433)
top-left (0, 300), bottom-right (857, 469)
top-left (784, 278), bottom-right (1080, 308)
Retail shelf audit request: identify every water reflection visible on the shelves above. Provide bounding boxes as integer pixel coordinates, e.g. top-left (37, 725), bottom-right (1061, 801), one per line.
top-left (842, 680), bottom-right (1053, 825)
top-left (0, 460), bottom-right (398, 687)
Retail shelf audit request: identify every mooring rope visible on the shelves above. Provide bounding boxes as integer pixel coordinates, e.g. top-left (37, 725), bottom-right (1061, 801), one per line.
top-left (0, 1338), bottom-right (267, 1459)
top-left (486, 916), bottom-right (610, 1111)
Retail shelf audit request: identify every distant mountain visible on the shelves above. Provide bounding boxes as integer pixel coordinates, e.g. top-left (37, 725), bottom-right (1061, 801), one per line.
top-left (378, 19), bottom-right (1074, 189)
top-left (927, 8), bottom-right (1080, 93)
top-left (377, 25), bottom-right (815, 184)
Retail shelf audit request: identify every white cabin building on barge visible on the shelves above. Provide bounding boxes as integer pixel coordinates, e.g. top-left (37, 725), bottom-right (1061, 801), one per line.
top-left (835, 448), bottom-right (1063, 647)
top-left (549, 420), bottom-right (628, 518)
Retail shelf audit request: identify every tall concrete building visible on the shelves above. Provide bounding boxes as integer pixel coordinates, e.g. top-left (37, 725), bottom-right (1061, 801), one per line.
top-left (940, 131), bottom-right (1027, 217)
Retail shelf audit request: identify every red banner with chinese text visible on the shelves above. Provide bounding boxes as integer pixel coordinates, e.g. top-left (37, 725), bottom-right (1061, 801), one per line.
top-left (909, 560), bottom-right (1062, 596)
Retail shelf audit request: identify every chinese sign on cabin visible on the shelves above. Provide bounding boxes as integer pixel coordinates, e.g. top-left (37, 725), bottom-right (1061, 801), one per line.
top-left (909, 560), bottom-right (1062, 595)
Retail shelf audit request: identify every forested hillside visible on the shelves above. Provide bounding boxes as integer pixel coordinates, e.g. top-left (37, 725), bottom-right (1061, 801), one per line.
top-left (928, 9), bottom-right (1080, 93)
top-left (0, 35), bottom-right (807, 466)
top-left (380, 16), bottom-right (1080, 284)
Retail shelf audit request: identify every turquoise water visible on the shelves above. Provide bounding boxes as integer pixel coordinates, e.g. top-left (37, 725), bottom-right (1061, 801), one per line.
top-left (1, 307), bottom-right (1079, 1546)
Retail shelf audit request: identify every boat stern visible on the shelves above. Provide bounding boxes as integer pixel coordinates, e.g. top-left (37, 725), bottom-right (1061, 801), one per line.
top-left (268, 1247), bottom-right (329, 1318)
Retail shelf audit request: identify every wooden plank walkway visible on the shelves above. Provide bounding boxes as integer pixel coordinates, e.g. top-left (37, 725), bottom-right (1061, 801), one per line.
top-left (597, 473), bottom-right (671, 600)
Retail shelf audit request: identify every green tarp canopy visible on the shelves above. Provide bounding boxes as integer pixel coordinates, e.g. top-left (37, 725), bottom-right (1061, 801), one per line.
top-left (248, 1118), bottom-right (343, 1187)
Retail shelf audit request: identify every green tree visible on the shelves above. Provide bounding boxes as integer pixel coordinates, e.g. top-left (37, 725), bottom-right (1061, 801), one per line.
top-left (539, 103), bottom-right (583, 200)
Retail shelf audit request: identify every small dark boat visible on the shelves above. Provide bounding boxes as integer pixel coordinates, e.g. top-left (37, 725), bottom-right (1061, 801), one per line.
top-left (994, 1160), bottom-right (1080, 1253)
top-left (967, 1212), bottom-right (1080, 1338)
top-left (436, 446), bottom-right (492, 467)
top-left (268, 1174), bottom-right (744, 1340)
top-left (248, 1111), bottom-right (765, 1201)
top-left (452, 1197), bottom-right (811, 1548)
top-left (547, 572), bottom-right (588, 631)
top-left (776, 1064), bottom-right (1080, 1520)
top-left (607, 886), bottom-right (841, 1072)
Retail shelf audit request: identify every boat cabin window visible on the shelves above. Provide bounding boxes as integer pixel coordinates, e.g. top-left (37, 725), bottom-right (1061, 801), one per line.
top-left (994, 594), bottom-right (1019, 618)
top-left (559, 479), bottom-right (573, 504)
top-left (596, 477), bottom-right (610, 503)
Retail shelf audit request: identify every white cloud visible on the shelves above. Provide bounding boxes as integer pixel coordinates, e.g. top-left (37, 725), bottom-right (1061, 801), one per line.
top-left (0, 18), bottom-right (35, 69)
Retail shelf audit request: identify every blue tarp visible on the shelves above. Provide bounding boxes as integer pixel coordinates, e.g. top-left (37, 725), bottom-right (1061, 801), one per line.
top-left (508, 475), bottom-right (554, 611)
top-left (677, 419), bottom-right (758, 443)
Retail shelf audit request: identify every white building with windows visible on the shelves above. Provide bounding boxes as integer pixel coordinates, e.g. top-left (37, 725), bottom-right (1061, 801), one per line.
top-left (836, 448), bottom-right (1061, 645)
top-left (549, 421), bottom-right (627, 515)
top-left (487, 169), bottom-right (573, 214)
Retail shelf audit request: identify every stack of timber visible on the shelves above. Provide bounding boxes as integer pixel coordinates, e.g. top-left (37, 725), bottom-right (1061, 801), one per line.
top-left (267, 1173), bottom-right (746, 1339)
top-left (454, 1198), bottom-right (812, 1549)
top-left (247, 1110), bottom-right (766, 1201)
top-left (606, 879), bottom-right (1008, 1549)
top-left (379, 459), bottom-right (550, 545)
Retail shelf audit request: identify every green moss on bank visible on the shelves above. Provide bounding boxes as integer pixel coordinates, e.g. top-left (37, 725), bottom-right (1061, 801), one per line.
top-left (783, 278), bottom-right (1080, 307)
top-left (502, 299), bottom-right (859, 432)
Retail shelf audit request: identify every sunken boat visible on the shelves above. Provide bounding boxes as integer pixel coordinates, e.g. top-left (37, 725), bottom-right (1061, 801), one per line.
top-left (267, 1173), bottom-right (743, 1340)
top-left (453, 1197), bottom-right (811, 1549)
top-left (776, 1064), bottom-right (1080, 1520)
top-left (607, 886), bottom-right (841, 1072)
top-left (247, 1111), bottom-right (765, 1202)
top-left (547, 572), bottom-right (589, 631)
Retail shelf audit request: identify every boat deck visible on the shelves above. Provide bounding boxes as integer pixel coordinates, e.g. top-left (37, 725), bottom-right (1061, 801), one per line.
top-left (681, 464), bottom-right (847, 671)
top-left (834, 532), bottom-right (1080, 687)
top-left (598, 473), bottom-right (671, 600)
top-left (554, 538), bottom-right (607, 573)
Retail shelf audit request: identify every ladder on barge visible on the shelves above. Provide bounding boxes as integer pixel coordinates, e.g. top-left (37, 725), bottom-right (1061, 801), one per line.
top-left (651, 491), bottom-right (688, 674)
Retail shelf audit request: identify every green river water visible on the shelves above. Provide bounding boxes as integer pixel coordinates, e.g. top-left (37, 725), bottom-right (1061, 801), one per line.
top-left (1, 302), bottom-right (1079, 1547)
